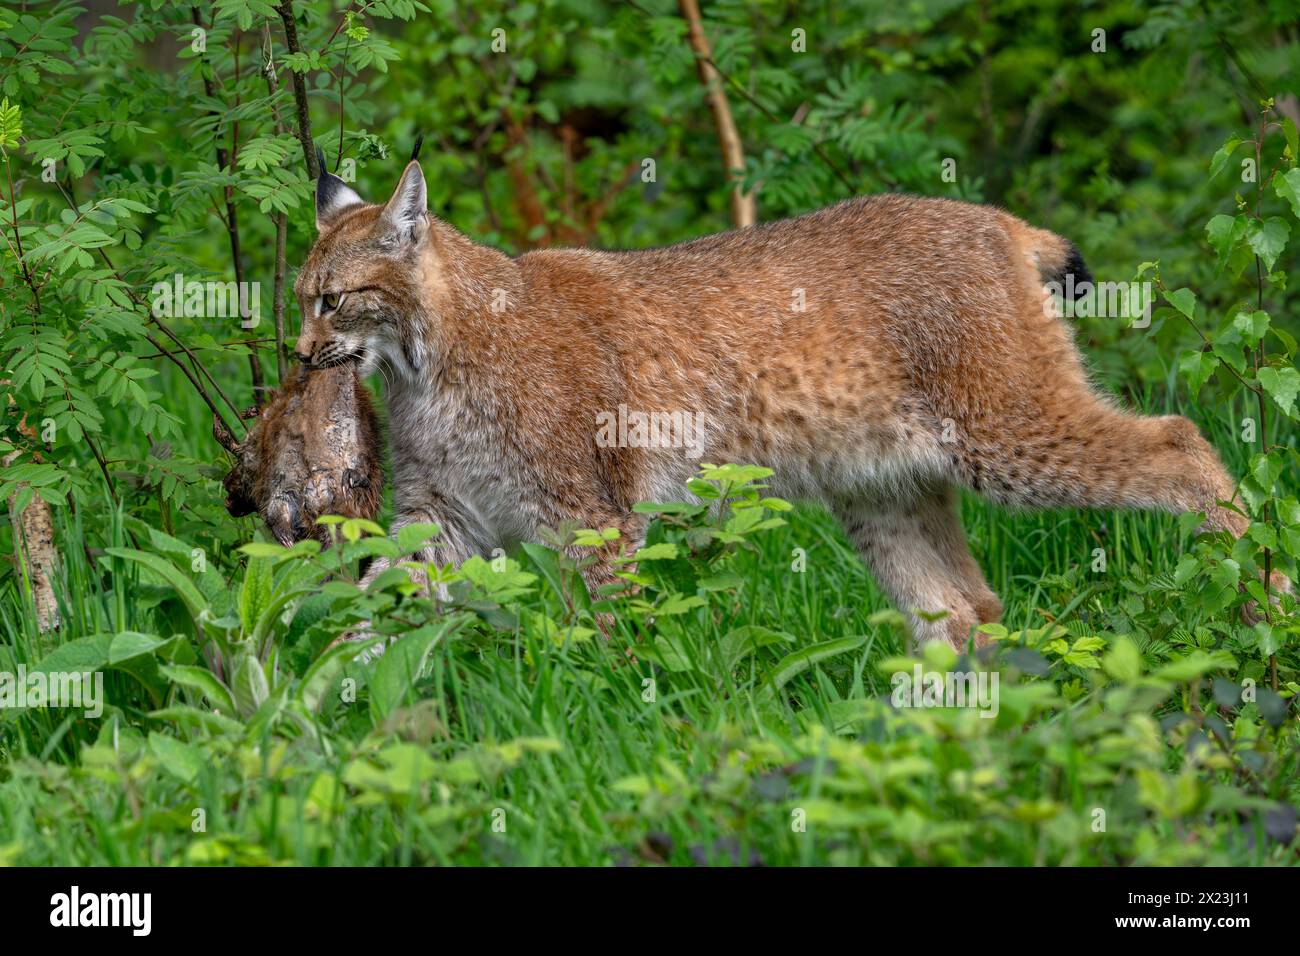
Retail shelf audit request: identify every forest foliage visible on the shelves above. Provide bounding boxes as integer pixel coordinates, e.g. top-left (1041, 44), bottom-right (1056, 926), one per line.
top-left (0, 0), bottom-right (1298, 865)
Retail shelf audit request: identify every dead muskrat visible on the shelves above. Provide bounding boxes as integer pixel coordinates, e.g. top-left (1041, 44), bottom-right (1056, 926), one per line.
top-left (222, 362), bottom-right (384, 545)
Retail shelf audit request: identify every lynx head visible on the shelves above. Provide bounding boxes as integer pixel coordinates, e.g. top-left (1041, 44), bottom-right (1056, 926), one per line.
top-left (293, 159), bottom-right (435, 376)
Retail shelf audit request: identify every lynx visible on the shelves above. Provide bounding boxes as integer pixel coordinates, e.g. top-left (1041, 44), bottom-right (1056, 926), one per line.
top-left (292, 160), bottom-right (1285, 648)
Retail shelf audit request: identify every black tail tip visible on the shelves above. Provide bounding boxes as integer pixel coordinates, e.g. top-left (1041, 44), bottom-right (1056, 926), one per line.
top-left (1056, 241), bottom-right (1093, 299)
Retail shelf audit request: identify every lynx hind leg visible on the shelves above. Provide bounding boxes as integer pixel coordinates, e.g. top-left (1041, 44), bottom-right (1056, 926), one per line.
top-left (837, 488), bottom-right (1001, 651)
top-left (915, 485), bottom-right (1003, 628)
top-left (952, 395), bottom-right (1290, 603)
top-left (953, 401), bottom-right (1247, 534)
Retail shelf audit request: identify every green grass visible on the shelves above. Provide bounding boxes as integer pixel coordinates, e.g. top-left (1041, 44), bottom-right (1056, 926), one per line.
top-left (0, 383), bottom-right (1295, 867)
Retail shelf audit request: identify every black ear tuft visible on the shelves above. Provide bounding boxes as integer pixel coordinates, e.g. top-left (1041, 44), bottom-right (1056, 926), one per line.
top-left (410, 133), bottom-right (424, 163)
top-left (315, 162), bottom-right (364, 230)
top-left (380, 161), bottom-right (428, 242)
top-left (315, 145), bottom-right (327, 177)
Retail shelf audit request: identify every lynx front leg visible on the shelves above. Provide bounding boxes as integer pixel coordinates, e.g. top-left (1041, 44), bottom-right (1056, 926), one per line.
top-left (358, 501), bottom-right (483, 597)
top-left (338, 498), bottom-right (486, 657)
top-left (563, 510), bottom-right (646, 637)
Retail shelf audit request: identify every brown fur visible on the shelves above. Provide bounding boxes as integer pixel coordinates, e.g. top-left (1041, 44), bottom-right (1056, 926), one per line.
top-left (224, 363), bottom-right (383, 545)
top-left (292, 162), bottom-right (1286, 648)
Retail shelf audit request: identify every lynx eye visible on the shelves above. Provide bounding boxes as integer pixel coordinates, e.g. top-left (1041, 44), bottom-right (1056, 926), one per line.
top-left (321, 292), bottom-right (343, 312)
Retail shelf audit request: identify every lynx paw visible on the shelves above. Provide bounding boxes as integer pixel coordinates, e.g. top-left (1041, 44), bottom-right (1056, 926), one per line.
top-left (1240, 569), bottom-right (1292, 625)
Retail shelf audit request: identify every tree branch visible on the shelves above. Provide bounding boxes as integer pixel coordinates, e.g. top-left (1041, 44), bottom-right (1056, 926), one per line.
top-left (262, 22), bottom-right (291, 382)
top-left (678, 0), bottom-right (755, 228)
top-left (277, 0), bottom-right (320, 179)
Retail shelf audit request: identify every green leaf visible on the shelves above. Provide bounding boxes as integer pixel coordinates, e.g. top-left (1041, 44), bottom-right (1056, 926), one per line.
top-left (1179, 349), bottom-right (1218, 394)
top-left (148, 705), bottom-right (244, 736)
top-left (298, 635), bottom-right (381, 713)
top-left (239, 557), bottom-right (273, 636)
top-left (1208, 136), bottom-right (1242, 177)
top-left (238, 542), bottom-right (290, 560)
top-left (230, 654), bottom-right (269, 718)
top-left (160, 664), bottom-right (236, 715)
top-left (148, 731), bottom-right (204, 783)
top-left (31, 632), bottom-right (169, 700)
top-left (760, 635), bottom-right (869, 692)
top-left (1247, 523), bottom-right (1277, 550)
top-left (632, 542), bottom-right (678, 561)
top-left (1282, 116), bottom-right (1300, 167)
top-left (1102, 636), bottom-right (1142, 683)
top-left (1274, 167), bottom-right (1300, 219)
top-left (1232, 310), bottom-right (1269, 348)
top-left (1070, 636), bottom-right (1106, 653)
top-left (1164, 287), bottom-right (1196, 320)
top-left (1153, 650), bottom-right (1236, 683)
top-left (0, 97), bottom-right (21, 150)
top-left (1245, 217), bottom-right (1289, 272)
top-left (1205, 214), bottom-right (1246, 270)
top-left (1174, 554), bottom-right (1201, 587)
top-left (396, 522), bottom-right (441, 554)
top-left (251, 586), bottom-right (316, 649)
top-left (105, 548), bottom-right (208, 622)
top-left (369, 621), bottom-right (457, 722)
top-left (717, 625), bottom-right (795, 670)
top-left (1257, 366), bottom-right (1300, 417)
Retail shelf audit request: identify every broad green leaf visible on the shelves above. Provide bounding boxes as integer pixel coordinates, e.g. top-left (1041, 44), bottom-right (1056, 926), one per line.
top-left (1208, 136), bottom-right (1242, 177)
top-left (1257, 366), bottom-right (1300, 417)
top-left (369, 622), bottom-right (457, 722)
top-left (396, 522), bottom-right (442, 553)
top-left (148, 731), bottom-right (203, 783)
top-left (1179, 349), bottom-right (1218, 394)
top-left (1164, 287), bottom-right (1196, 320)
top-left (761, 635), bottom-right (869, 692)
top-left (1275, 167), bottom-right (1300, 219)
top-left (1102, 636), bottom-right (1142, 684)
top-left (105, 548), bottom-right (208, 621)
top-left (632, 542), bottom-right (678, 561)
top-left (298, 635), bottom-right (382, 713)
top-left (231, 655), bottom-right (269, 718)
top-left (160, 664), bottom-right (236, 715)
top-left (1245, 217), bottom-right (1289, 272)
top-left (1232, 310), bottom-right (1269, 348)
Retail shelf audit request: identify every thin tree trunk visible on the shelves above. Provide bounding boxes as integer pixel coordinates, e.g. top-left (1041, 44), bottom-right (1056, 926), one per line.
top-left (262, 23), bottom-right (291, 381)
top-left (192, 8), bottom-right (265, 402)
top-left (277, 0), bottom-right (320, 179)
top-left (679, 0), bottom-right (755, 228)
top-left (273, 212), bottom-right (288, 379)
top-left (2, 441), bottom-right (59, 634)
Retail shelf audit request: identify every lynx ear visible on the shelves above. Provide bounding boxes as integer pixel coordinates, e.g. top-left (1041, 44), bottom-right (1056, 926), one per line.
top-left (380, 160), bottom-right (427, 243)
top-left (315, 148), bottom-right (363, 231)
